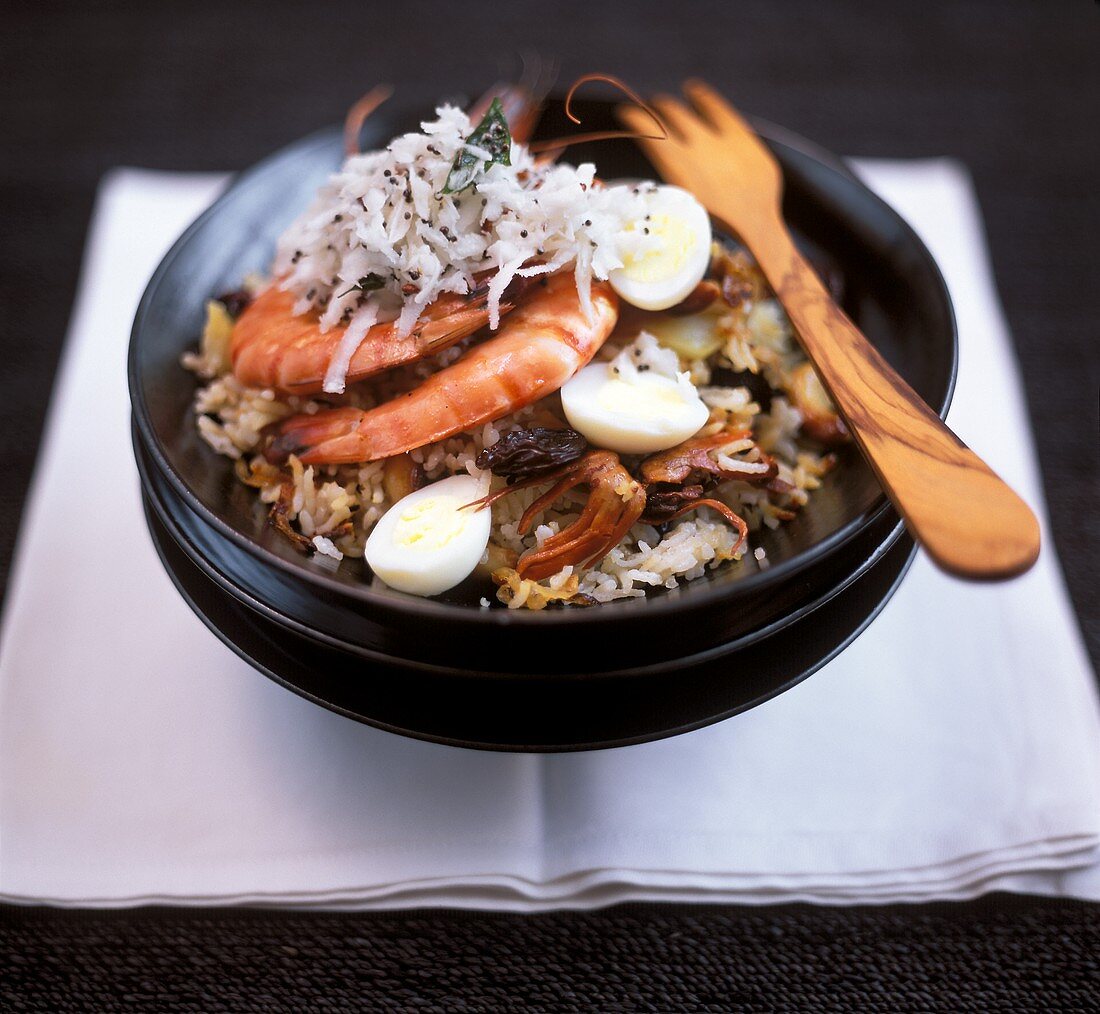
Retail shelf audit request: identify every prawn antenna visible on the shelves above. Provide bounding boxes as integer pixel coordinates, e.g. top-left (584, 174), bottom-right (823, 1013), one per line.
top-left (528, 73), bottom-right (668, 154)
top-left (344, 85), bottom-right (395, 156)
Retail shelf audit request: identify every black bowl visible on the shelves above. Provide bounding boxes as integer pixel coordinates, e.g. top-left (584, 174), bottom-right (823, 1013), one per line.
top-left (142, 487), bottom-right (916, 751)
top-left (129, 96), bottom-right (955, 674)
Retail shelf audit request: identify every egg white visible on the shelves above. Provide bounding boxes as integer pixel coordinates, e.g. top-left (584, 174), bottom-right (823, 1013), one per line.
top-left (560, 361), bottom-right (709, 455)
top-left (365, 474), bottom-right (491, 597)
top-left (609, 185), bottom-right (712, 311)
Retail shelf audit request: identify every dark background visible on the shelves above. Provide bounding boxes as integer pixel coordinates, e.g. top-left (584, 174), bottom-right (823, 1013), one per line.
top-left (2, 0), bottom-right (1098, 1008)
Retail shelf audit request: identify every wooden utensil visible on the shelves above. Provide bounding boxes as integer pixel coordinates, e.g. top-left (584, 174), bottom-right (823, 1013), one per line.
top-left (618, 81), bottom-right (1039, 580)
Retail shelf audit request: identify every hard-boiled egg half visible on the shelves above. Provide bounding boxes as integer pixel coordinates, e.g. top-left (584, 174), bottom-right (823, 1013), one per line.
top-left (365, 473), bottom-right (491, 597)
top-left (560, 333), bottom-right (709, 455)
top-left (609, 185), bottom-right (712, 311)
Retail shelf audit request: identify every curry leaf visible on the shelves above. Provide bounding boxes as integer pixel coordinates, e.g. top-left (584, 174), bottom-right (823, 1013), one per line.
top-left (338, 273), bottom-right (386, 298)
top-left (442, 97), bottom-right (512, 195)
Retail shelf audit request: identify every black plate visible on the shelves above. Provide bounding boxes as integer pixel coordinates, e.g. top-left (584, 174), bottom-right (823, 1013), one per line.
top-left (128, 96), bottom-right (956, 659)
top-left (142, 490), bottom-right (916, 751)
top-left (136, 419), bottom-right (906, 675)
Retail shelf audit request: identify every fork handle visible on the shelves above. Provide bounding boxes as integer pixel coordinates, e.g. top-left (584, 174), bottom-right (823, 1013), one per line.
top-left (743, 213), bottom-right (1039, 580)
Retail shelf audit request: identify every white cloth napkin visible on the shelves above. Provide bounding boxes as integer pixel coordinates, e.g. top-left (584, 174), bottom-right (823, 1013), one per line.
top-left (1, 160), bottom-right (1098, 910)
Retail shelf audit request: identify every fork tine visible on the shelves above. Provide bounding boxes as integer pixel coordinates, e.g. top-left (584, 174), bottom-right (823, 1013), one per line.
top-left (614, 103), bottom-right (687, 186)
top-left (682, 79), bottom-right (755, 137)
top-left (615, 102), bottom-right (659, 139)
top-left (650, 93), bottom-right (700, 140)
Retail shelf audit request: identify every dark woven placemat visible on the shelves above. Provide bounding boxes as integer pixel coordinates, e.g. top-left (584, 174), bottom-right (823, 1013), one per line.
top-left (3, 898), bottom-right (1099, 1011)
top-left (2, 0), bottom-right (1098, 1007)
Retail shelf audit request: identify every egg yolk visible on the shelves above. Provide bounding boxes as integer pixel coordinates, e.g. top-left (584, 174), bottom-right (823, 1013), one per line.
top-left (596, 375), bottom-right (689, 418)
top-left (619, 213), bottom-right (694, 284)
top-left (392, 497), bottom-right (469, 552)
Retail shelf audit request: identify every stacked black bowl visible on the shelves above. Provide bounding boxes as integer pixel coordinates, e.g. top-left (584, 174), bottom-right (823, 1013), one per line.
top-left (128, 97), bottom-right (956, 751)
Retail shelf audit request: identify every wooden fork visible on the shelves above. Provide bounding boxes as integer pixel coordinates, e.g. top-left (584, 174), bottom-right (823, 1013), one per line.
top-left (618, 80), bottom-right (1039, 580)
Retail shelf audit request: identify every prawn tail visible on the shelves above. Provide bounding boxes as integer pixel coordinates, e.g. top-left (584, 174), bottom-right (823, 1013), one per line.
top-left (264, 407), bottom-right (367, 466)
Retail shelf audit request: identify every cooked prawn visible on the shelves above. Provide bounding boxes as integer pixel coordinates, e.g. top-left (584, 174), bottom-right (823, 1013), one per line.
top-left (478, 450), bottom-right (647, 581)
top-left (639, 430), bottom-right (779, 488)
top-left (475, 444), bottom-right (749, 581)
top-left (232, 80), bottom-right (551, 396)
top-left (640, 484), bottom-right (749, 551)
top-left (230, 277), bottom-right (530, 395)
top-left (267, 272), bottom-right (619, 465)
